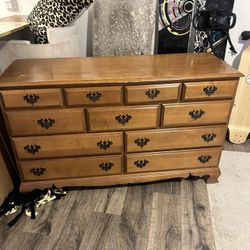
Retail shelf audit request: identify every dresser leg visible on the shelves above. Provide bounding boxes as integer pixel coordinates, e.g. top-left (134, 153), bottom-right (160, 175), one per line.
top-left (206, 168), bottom-right (221, 184)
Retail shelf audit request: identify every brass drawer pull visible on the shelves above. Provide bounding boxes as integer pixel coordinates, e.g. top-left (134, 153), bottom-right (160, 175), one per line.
top-left (99, 162), bottom-right (113, 171)
top-left (203, 86), bottom-right (218, 96)
top-left (134, 138), bottom-right (150, 148)
top-left (30, 167), bottom-right (46, 176)
top-left (24, 144), bottom-right (41, 154)
top-left (23, 94), bottom-right (40, 105)
top-left (86, 91), bottom-right (102, 102)
top-left (145, 89), bottom-right (160, 99)
top-left (97, 140), bottom-right (113, 150)
top-left (189, 109), bottom-right (205, 120)
top-left (134, 159), bottom-right (149, 168)
top-left (198, 155), bottom-right (212, 164)
top-left (37, 118), bottom-right (55, 129)
top-left (115, 114), bottom-right (132, 125)
top-left (202, 133), bottom-right (217, 143)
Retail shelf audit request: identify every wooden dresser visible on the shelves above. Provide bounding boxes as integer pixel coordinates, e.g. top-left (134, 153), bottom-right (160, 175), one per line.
top-left (0, 53), bottom-right (242, 192)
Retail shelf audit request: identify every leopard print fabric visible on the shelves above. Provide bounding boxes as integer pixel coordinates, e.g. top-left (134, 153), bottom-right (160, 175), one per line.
top-left (27, 0), bottom-right (94, 44)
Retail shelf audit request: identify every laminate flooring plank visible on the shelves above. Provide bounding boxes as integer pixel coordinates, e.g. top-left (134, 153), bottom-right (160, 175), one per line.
top-left (79, 212), bottom-right (120, 250)
top-left (50, 189), bottom-right (108, 250)
top-left (181, 180), bottom-right (216, 250)
top-left (117, 184), bottom-right (154, 250)
top-left (147, 182), bottom-right (182, 250)
top-left (224, 139), bottom-right (250, 152)
top-left (94, 186), bottom-right (127, 216)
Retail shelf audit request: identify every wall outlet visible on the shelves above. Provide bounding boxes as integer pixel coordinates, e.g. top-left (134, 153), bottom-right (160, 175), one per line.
top-left (5, 0), bottom-right (19, 11)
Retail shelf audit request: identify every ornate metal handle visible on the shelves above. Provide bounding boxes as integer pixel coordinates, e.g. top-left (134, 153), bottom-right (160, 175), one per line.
top-left (145, 89), bottom-right (160, 99)
top-left (23, 94), bottom-right (40, 105)
top-left (203, 86), bottom-right (218, 96)
top-left (99, 162), bottom-right (114, 171)
top-left (97, 140), bottom-right (113, 150)
top-left (134, 159), bottom-right (149, 168)
top-left (86, 92), bottom-right (102, 102)
top-left (198, 155), bottom-right (212, 164)
top-left (37, 118), bottom-right (55, 129)
top-left (24, 144), bottom-right (41, 154)
top-left (30, 167), bottom-right (46, 176)
top-left (189, 109), bottom-right (205, 120)
top-left (202, 133), bottom-right (217, 143)
top-left (115, 114), bottom-right (132, 125)
top-left (134, 138), bottom-right (150, 148)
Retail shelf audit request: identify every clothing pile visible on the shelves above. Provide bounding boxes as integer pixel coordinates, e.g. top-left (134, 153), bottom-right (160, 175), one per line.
top-left (0, 185), bottom-right (66, 227)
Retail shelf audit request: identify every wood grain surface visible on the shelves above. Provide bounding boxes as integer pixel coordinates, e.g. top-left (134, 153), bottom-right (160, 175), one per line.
top-left (0, 179), bottom-right (216, 250)
top-left (0, 53), bottom-right (242, 88)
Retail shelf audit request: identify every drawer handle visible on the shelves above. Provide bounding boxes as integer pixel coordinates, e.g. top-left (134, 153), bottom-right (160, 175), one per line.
top-left (202, 133), bottom-right (217, 143)
top-left (115, 114), bottom-right (132, 125)
top-left (145, 89), bottom-right (160, 99)
top-left (97, 140), bottom-right (113, 150)
top-left (30, 167), bottom-right (46, 176)
top-left (23, 94), bottom-right (40, 105)
top-left (198, 155), bottom-right (212, 164)
top-left (203, 86), bottom-right (218, 96)
top-left (37, 118), bottom-right (55, 129)
top-left (86, 91), bottom-right (102, 102)
top-left (24, 144), bottom-right (41, 154)
top-left (134, 159), bottom-right (149, 168)
top-left (189, 109), bottom-right (205, 120)
top-left (134, 138), bottom-right (150, 148)
top-left (99, 162), bottom-right (114, 171)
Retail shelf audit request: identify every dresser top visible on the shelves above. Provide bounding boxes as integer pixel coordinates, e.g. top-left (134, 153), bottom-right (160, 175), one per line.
top-left (0, 53), bottom-right (242, 88)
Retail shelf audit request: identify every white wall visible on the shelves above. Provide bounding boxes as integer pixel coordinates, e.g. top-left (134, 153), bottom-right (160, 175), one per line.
top-left (225, 0), bottom-right (250, 68)
top-left (0, 0), bottom-right (38, 18)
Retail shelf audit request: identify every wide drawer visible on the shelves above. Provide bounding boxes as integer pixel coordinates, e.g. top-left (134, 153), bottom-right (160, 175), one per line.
top-left (162, 100), bottom-right (232, 127)
top-left (65, 86), bottom-right (122, 106)
top-left (125, 83), bottom-right (180, 104)
top-left (126, 147), bottom-right (221, 173)
top-left (183, 80), bottom-right (238, 101)
top-left (13, 132), bottom-right (123, 159)
top-left (20, 155), bottom-right (122, 181)
top-left (126, 125), bottom-right (227, 152)
top-left (87, 105), bottom-right (160, 132)
top-left (0, 89), bottom-right (63, 108)
top-left (6, 108), bottom-right (86, 136)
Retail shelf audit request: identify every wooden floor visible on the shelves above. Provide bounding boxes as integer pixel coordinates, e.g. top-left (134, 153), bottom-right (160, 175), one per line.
top-left (0, 139), bottom-right (249, 250)
top-left (0, 179), bottom-right (215, 250)
top-left (223, 138), bottom-right (250, 152)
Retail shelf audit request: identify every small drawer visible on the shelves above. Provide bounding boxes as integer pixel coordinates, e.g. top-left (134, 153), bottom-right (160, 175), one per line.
top-left (162, 100), bottom-right (232, 127)
top-left (0, 89), bottom-right (63, 108)
top-left (183, 80), bottom-right (238, 101)
top-left (65, 86), bottom-right (122, 106)
top-left (13, 132), bottom-right (123, 159)
top-left (20, 155), bottom-right (122, 181)
top-left (87, 105), bottom-right (160, 132)
top-left (126, 147), bottom-right (221, 173)
top-left (6, 108), bottom-right (86, 136)
top-left (125, 83), bottom-right (180, 104)
top-left (126, 125), bottom-right (227, 152)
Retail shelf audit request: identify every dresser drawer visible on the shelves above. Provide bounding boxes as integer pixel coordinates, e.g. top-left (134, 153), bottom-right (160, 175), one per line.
top-left (183, 80), bottom-right (238, 101)
top-left (126, 125), bottom-right (227, 152)
top-left (20, 155), bottom-right (122, 181)
top-left (162, 100), bottom-right (232, 127)
top-left (87, 105), bottom-right (160, 132)
top-left (6, 109), bottom-right (86, 136)
top-left (13, 132), bottom-right (123, 159)
top-left (126, 147), bottom-right (221, 173)
top-left (125, 83), bottom-right (180, 104)
top-left (0, 89), bottom-right (63, 108)
top-left (65, 86), bottom-right (122, 106)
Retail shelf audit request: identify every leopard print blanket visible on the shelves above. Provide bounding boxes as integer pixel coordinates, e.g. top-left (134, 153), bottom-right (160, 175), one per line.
top-left (27, 0), bottom-right (94, 44)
